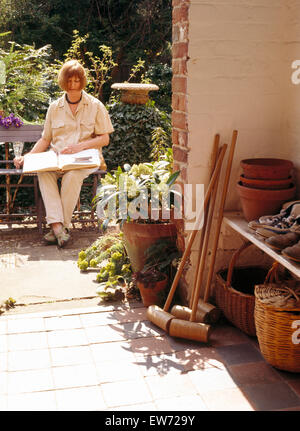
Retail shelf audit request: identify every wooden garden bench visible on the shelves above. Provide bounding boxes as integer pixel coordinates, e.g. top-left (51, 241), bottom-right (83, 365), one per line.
top-left (0, 124), bottom-right (106, 233)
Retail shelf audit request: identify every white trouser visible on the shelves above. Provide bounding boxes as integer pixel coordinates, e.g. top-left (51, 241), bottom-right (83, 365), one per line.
top-left (37, 168), bottom-right (97, 228)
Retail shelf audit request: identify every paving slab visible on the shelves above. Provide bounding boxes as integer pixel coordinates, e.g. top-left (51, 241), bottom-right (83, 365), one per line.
top-left (1, 226), bottom-right (300, 413)
top-left (0, 225), bottom-right (109, 306)
top-left (1, 301), bottom-right (300, 412)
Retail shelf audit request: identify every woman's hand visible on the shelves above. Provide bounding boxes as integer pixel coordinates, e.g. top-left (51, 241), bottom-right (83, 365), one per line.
top-left (60, 144), bottom-right (81, 154)
top-left (13, 156), bottom-right (24, 169)
top-left (60, 134), bottom-right (109, 154)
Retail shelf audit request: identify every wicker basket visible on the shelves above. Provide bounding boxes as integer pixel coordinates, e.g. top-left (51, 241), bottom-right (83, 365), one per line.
top-left (254, 281), bottom-right (300, 372)
top-left (215, 241), bottom-right (269, 336)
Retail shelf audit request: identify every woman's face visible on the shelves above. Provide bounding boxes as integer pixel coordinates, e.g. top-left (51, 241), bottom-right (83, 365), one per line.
top-left (67, 75), bottom-right (81, 92)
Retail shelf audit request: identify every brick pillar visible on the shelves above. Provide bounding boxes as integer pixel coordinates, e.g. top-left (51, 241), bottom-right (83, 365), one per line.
top-left (172, 0), bottom-right (190, 252)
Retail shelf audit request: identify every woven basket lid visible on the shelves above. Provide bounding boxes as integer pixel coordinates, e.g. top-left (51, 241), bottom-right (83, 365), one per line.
top-left (255, 282), bottom-right (300, 308)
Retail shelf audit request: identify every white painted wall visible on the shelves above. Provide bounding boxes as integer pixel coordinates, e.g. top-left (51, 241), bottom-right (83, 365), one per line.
top-left (184, 0), bottom-right (300, 299)
top-left (187, 0), bottom-right (290, 211)
top-left (283, 0), bottom-right (300, 188)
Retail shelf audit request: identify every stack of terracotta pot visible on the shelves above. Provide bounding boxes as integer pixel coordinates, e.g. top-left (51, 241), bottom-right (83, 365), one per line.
top-left (237, 158), bottom-right (296, 221)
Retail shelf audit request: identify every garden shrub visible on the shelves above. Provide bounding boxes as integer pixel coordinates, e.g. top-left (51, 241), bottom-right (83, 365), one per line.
top-left (103, 99), bottom-right (171, 171)
top-left (144, 63), bottom-right (172, 113)
top-left (0, 42), bottom-right (60, 123)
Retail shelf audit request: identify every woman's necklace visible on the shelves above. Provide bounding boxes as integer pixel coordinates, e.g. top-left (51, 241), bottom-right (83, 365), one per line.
top-left (66, 93), bottom-right (82, 104)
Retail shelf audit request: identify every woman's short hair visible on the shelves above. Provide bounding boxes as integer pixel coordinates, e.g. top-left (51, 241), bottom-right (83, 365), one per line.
top-left (58, 60), bottom-right (87, 91)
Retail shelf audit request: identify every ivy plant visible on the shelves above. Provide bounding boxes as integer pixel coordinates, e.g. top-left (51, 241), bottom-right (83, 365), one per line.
top-left (104, 99), bottom-right (171, 171)
top-left (144, 62), bottom-right (172, 113)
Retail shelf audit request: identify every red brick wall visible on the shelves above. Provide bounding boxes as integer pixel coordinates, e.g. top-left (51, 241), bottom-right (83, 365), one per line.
top-left (172, 0), bottom-right (189, 182)
top-left (172, 0), bottom-right (190, 252)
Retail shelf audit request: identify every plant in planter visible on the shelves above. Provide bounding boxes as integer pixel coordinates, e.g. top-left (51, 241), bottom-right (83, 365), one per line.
top-left (93, 151), bottom-right (181, 272)
top-left (135, 238), bottom-right (182, 307)
top-left (142, 238), bottom-right (182, 280)
top-left (136, 269), bottom-right (168, 307)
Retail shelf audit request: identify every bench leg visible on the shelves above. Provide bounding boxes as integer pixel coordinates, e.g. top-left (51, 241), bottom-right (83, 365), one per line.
top-left (34, 176), bottom-right (45, 234)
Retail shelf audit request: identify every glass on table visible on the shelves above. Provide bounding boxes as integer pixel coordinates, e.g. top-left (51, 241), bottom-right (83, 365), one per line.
top-left (12, 141), bottom-right (24, 158)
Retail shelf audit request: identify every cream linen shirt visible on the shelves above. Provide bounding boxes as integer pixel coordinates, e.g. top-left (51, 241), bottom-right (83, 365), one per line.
top-left (42, 90), bottom-right (114, 156)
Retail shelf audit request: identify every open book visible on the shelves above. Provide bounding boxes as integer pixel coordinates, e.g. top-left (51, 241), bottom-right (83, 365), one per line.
top-left (22, 149), bottom-right (101, 173)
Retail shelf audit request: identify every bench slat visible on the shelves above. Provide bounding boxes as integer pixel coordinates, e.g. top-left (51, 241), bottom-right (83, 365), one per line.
top-left (0, 124), bottom-right (43, 142)
top-left (0, 169), bottom-right (23, 175)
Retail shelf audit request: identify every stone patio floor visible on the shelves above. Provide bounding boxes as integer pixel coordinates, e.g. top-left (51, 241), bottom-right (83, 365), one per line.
top-left (0, 225), bottom-right (300, 412)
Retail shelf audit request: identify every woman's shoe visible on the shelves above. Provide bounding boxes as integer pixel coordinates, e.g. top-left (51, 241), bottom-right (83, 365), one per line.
top-left (54, 228), bottom-right (70, 248)
top-left (43, 230), bottom-right (57, 244)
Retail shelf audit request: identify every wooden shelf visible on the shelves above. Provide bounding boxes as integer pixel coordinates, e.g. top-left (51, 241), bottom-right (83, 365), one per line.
top-left (223, 212), bottom-right (300, 279)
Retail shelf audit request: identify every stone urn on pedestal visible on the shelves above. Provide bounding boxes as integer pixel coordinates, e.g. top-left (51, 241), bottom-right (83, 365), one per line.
top-left (111, 83), bottom-right (159, 105)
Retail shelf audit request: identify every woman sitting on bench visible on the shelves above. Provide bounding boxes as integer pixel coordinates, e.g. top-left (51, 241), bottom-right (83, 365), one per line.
top-left (14, 59), bottom-right (114, 247)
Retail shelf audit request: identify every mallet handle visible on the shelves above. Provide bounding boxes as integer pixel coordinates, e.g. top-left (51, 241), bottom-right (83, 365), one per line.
top-left (163, 143), bottom-right (228, 312)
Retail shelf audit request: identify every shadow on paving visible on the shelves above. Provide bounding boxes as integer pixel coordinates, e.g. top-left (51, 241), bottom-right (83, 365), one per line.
top-left (1, 225), bottom-right (300, 411)
top-left (0, 225), bottom-right (105, 262)
top-left (99, 304), bottom-right (300, 411)
top-left (0, 225), bottom-right (115, 305)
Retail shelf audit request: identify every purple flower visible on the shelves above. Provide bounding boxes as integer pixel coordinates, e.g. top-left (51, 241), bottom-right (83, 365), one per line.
top-left (0, 114), bottom-right (23, 129)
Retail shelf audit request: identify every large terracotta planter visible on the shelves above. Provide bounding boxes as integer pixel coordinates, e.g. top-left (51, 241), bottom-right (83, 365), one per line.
top-left (122, 222), bottom-right (177, 272)
top-left (237, 182), bottom-right (296, 221)
top-left (137, 273), bottom-right (168, 307)
top-left (241, 158), bottom-right (293, 180)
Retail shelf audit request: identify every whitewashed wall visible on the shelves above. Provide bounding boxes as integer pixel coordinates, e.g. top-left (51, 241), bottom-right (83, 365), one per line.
top-left (182, 0), bottom-right (300, 300)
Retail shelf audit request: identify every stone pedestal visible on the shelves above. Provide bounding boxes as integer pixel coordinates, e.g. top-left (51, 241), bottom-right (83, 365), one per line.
top-left (111, 83), bottom-right (159, 105)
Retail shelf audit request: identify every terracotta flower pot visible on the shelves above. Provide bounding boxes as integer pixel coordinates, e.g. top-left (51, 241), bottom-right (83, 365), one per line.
top-left (239, 174), bottom-right (293, 190)
top-left (137, 273), bottom-right (168, 307)
top-left (241, 158), bottom-right (293, 180)
top-left (122, 222), bottom-right (177, 272)
top-left (237, 182), bottom-right (296, 221)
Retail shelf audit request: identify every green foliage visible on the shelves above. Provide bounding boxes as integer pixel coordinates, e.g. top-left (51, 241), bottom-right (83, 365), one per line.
top-left (136, 238), bottom-right (181, 306)
top-left (126, 59), bottom-right (147, 83)
top-left (136, 238), bottom-right (181, 292)
top-left (94, 155), bottom-right (181, 228)
top-left (63, 30), bottom-right (117, 101)
top-left (77, 232), bottom-right (132, 302)
top-left (150, 127), bottom-right (172, 162)
top-left (0, 41), bottom-right (61, 206)
top-left (0, 42), bottom-right (60, 122)
top-left (2, 0), bottom-right (172, 69)
top-left (104, 100), bottom-right (171, 171)
top-left (142, 239), bottom-right (181, 278)
top-left (60, 30), bottom-right (150, 102)
top-left (144, 62), bottom-right (172, 113)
